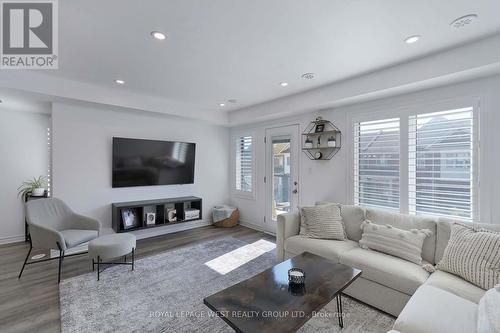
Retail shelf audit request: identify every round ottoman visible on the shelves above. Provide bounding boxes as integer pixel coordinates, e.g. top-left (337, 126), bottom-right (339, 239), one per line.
top-left (88, 233), bottom-right (136, 280)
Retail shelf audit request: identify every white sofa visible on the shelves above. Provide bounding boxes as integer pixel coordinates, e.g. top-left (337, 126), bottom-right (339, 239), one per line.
top-left (276, 205), bottom-right (500, 332)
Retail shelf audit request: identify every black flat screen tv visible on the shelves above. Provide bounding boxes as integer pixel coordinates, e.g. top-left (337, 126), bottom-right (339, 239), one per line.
top-left (112, 137), bottom-right (196, 188)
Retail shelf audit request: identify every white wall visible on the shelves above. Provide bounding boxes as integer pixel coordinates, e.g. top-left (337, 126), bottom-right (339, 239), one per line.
top-left (230, 75), bottom-right (500, 232)
top-left (52, 103), bottom-right (230, 237)
top-left (0, 110), bottom-right (50, 244)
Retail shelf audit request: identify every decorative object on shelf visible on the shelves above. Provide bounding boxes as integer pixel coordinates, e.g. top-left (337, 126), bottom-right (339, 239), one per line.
top-left (121, 209), bottom-right (139, 229)
top-left (184, 208), bottom-right (200, 221)
top-left (288, 268), bottom-right (306, 285)
top-left (167, 208), bottom-right (177, 222)
top-left (145, 212), bottom-right (156, 226)
top-left (314, 123), bottom-right (325, 133)
top-left (17, 176), bottom-right (48, 200)
top-left (327, 136), bottom-right (336, 147)
top-left (302, 116), bottom-right (342, 160)
top-left (304, 138), bottom-right (313, 149)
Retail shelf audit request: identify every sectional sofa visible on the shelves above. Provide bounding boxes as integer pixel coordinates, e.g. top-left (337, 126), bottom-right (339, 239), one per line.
top-left (276, 204), bottom-right (500, 333)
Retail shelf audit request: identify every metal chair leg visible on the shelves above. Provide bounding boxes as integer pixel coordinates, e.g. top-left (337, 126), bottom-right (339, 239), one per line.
top-left (18, 244), bottom-right (32, 279)
top-left (97, 256), bottom-right (100, 281)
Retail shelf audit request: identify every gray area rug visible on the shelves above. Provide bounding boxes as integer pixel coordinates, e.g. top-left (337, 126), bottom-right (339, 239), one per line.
top-left (60, 237), bottom-right (394, 332)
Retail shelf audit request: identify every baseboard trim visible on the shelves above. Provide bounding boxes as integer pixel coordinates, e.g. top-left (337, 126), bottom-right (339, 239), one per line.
top-left (0, 234), bottom-right (25, 245)
top-left (239, 220), bottom-right (276, 237)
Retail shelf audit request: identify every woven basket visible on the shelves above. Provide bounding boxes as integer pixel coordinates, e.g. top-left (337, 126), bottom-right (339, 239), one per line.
top-left (214, 208), bottom-right (239, 228)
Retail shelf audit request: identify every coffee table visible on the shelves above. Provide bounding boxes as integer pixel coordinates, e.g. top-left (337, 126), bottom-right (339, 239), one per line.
top-left (203, 252), bottom-right (362, 332)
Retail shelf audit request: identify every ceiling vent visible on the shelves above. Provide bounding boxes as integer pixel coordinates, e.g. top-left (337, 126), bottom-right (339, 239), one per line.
top-left (450, 14), bottom-right (478, 29)
top-left (301, 73), bottom-right (315, 80)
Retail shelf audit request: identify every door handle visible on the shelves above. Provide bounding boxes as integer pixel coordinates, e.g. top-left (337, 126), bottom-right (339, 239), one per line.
top-left (292, 189), bottom-right (298, 194)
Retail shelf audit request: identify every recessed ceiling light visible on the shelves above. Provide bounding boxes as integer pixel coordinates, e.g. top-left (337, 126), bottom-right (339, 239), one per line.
top-left (450, 14), bottom-right (478, 29)
top-left (280, 82), bottom-right (289, 87)
top-left (219, 103), bottom-right (225, 107)
top-left (151, 31), bottom-right (166, 40)
top-left (301, 73), bottom-right (315, 80)
top-left (115, 79), bottom-right (125, 85)
top-left (404, 35), bottom-right (421, 44)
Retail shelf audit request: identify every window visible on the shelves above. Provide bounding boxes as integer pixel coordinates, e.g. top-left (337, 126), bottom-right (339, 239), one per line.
top-left (354, 118), bottom-right (400, 211)
top-left (235, 135), bottom-right (253, 193)
top-left (353, 106), bottom-right (476, 221)
top-left (409, 107), bottom-right (474, 220)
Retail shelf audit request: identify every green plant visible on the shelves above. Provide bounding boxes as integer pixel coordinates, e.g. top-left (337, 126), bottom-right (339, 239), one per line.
top-left (17, 176), bottom-right (48, 200)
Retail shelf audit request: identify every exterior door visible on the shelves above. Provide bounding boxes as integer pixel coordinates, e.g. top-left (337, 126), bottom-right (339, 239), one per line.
top-left (265, 125), bottom-right (300, 233)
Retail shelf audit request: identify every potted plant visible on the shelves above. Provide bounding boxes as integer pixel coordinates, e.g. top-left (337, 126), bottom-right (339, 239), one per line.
top-left (18, 176), bottom-right (48, 200)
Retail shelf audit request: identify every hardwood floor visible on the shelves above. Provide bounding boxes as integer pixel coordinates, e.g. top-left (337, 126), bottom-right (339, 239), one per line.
top-left (0, 226), bottom-right (274, 333)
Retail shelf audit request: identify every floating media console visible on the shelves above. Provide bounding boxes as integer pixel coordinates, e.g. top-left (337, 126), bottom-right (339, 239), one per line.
top-left (111, 196), bottom-right (202, 233)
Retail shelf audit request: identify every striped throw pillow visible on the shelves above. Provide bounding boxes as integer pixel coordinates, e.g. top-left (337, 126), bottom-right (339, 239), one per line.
top-left (299, 203), bottom-right (346, 240)
top-left (437, 223), bottom-right (500, 290)
top-left (359, 220), bottom-right (432, 265)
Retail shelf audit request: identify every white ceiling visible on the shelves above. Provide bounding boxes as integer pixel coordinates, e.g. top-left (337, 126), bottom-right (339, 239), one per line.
top-left (40, 0), bottom-right (500, 112)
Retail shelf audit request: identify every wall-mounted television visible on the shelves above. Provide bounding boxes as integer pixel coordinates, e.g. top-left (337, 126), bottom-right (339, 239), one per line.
top-left (112, 137), bottom-right (196, 188)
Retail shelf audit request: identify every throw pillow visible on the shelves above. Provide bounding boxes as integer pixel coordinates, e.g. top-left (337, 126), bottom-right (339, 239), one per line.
top-left (437, 223), bottom-right (500, 290)
top-left (359, 220), bottom-right (432, 265)
top-left (299, 203), bottom-right (346, 240)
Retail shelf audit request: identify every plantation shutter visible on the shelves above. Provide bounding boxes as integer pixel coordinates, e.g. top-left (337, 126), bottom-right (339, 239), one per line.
top-left (235, 136), bottom-right (253, 192)
top-left (354, 118), bottom-right (400, 211)
top-left (409, 107), bottom-right (475, 220)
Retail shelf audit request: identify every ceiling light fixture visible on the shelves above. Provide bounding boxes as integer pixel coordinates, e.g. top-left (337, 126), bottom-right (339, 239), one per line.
top-left (227, 99), bottom-right (237, 104)
top-left (404, 35), bottom-right (421, 44)
top-left (115, 79), bottom-right (125, 85)
top-left (450, 14), bottom-right (478, 29)
top-left (219, 103), bottom-right (225, 107)
top-left (151, 31), bottom-right (166, 40)
top-left (301, 73), bottom-right (315, 80)
top-left (280, 82), bottom-right (289, 87)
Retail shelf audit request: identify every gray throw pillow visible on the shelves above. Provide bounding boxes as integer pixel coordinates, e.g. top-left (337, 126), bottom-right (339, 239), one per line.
top-left (437, 223), bottom-right (500, 290)
top-left (299, 203), bottom-right (346, 240)
top-left (359, 220), bottom-right (431, 265)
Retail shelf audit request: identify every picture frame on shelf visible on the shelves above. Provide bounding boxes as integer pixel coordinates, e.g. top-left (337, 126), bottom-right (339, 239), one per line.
top-left (121, 209), bottom-right (139, 229)
top-left (145, 212), bottom-right (156, 226)
top-left (314, 124), bottom-right (325, 133)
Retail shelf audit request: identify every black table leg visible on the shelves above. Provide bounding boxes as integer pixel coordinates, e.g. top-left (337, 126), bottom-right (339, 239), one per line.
top-left (131, 248), bottom-right (135, 271)
top-left (336, 293), bottom-right (344, 328)
top-left (97, 256), bottom-right (100, 281)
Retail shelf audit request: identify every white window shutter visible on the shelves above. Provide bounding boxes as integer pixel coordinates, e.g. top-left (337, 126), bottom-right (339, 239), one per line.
top-left (235, 136), bottom-right (253, 192)
top-left (354, 118), bottom-right (400, 211)
top-left (409, 107), bottom-right (475, 221)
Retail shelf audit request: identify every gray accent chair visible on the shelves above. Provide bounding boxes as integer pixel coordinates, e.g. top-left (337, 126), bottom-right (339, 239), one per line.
top-left (19, 198), bottom-right (101, 283)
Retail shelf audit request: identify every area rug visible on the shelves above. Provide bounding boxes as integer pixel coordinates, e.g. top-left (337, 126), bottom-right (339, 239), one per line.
top-left (60, 237), bottom-right (394, 332)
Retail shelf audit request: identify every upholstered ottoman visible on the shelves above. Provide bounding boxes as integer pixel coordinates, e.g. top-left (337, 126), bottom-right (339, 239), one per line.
top-left (88, 233), bottom-right (136, 280)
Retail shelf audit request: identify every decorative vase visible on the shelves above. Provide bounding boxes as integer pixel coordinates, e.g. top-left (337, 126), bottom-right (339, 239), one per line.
top-left (304, 139), bottom-right (313, 149)
top-left (31, 188), bottom-right (45, 196)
